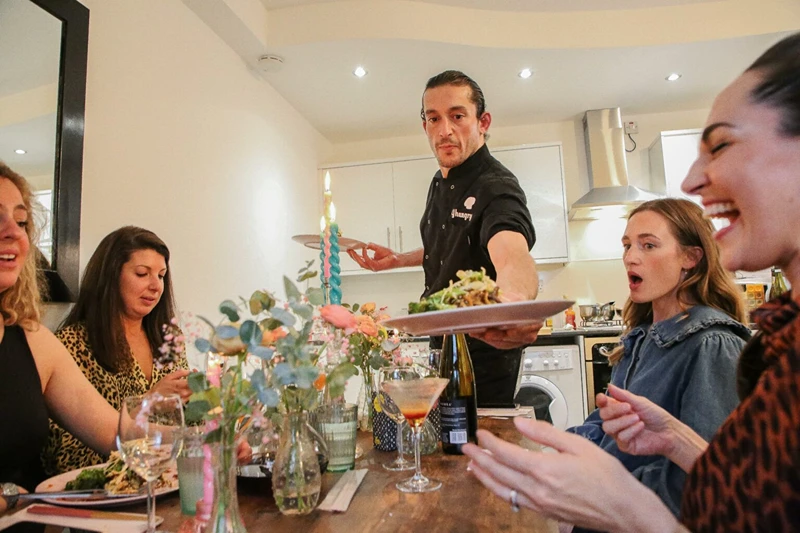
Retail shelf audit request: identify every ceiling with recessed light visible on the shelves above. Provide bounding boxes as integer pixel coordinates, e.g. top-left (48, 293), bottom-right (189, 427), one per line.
top-left (195, 0), bottom-right (799, 143)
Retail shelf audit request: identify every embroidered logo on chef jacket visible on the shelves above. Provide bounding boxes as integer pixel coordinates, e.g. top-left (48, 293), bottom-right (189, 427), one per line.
top-left (464, 197), bottom-right (476, 210)
top-left (451, 208), bottom-right (473, 222)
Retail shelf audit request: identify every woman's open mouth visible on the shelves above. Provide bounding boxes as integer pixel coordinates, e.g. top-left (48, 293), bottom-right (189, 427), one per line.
top-left (628, 273), bottom-right (643, 290)
top-left (704, 202), bottom-right (739, 237)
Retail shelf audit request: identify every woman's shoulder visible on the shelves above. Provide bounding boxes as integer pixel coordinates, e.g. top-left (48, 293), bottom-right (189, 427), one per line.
top-left (651, 306), bottom-right (750, 349)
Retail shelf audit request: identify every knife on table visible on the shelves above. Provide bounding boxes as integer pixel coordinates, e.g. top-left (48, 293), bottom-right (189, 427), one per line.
top-left (18, 489), bottom-right (133, 501)
top-left (26, 504), bottom-right (148, 521)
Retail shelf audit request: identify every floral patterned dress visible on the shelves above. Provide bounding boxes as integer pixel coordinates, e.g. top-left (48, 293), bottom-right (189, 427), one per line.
top-left (41, 323), bottom-right (188, 475)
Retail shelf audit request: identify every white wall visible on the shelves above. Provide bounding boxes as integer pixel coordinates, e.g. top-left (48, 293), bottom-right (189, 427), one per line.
top-left (330, 107), bottom-right (711, 316)
top-left (71, 0), bottom-right (328, 365)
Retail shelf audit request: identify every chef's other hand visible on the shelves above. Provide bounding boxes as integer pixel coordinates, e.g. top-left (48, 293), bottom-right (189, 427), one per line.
top-left (151, 369), bottom-right (192, 402)
top-left (237, 439), bottom-right (253, 465)
top-left (347, 243), bottom-right (399, 272)
top-left (471, 321), bottom-right (542, 350)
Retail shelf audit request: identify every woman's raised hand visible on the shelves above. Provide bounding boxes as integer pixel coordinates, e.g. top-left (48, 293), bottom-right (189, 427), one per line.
top-left (151, 369), bottom-right (191, 401)
top-left (599, 384), bottom-right (677, 458)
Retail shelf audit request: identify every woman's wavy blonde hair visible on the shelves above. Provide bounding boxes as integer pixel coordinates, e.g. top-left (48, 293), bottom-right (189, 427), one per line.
top-left (607, 198), bottom-right (746, 364)
top-left (0, 162), bottom-right (44, 329)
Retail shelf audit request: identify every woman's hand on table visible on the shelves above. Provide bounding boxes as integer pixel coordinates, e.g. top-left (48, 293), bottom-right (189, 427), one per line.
top-left (151, 369), bottom-right (192, 402)
top-left (462, 417), bottom-right (678, 533)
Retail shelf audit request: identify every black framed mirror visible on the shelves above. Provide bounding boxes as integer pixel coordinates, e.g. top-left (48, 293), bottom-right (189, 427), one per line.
top-left (1, 0), bottom-right (88, 301)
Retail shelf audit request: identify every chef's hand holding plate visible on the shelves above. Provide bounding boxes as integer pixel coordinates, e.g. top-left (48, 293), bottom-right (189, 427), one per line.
top-left (471, 290), bottom-right (543, 349)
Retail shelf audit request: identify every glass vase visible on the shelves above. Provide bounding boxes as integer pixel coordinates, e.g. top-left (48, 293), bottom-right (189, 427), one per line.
top-left (357, 368), bottom-right (374, 432)
top-left (207, 432), bottom-right (248, 533)
top-left (272, 411), bottom-right (322, 515)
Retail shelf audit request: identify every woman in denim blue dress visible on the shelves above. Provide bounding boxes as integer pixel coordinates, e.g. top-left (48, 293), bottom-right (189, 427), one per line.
top-left (566, 198), bottom-right (750, 525)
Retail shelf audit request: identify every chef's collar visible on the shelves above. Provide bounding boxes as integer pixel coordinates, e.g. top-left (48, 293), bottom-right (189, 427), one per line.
top-left (438, 143), bottom-right (490, 183)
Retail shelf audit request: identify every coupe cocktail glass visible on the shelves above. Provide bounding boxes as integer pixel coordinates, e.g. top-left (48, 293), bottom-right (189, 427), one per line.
top-left (381, 376), bottom-right (448, 493)
top-left (375, 367), bottom-right (417, 472)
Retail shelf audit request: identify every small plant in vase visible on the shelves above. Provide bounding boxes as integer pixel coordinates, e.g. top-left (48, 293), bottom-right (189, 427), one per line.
top-left (185, 263), bottom-right (359, 523)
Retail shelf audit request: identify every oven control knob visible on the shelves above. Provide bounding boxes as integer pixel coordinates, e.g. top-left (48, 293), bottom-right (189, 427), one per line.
top-left (553, 358), bottom-right (560, 367)
top-left (543, 359), bottom-right (550, 366)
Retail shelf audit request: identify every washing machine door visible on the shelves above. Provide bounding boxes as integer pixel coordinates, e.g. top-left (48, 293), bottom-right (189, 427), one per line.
top-left (514, 375), bottom-right (568, 430)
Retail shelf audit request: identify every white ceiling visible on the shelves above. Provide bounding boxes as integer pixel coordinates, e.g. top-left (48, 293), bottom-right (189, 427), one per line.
top-left (259, 32), bottom-right (790, 142)
top-left (260, 0), bottom-right (716, 12)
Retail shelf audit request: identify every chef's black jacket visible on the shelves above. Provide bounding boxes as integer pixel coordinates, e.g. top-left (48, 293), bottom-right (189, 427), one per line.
top-left (420, 143), bottom-right (536, 407)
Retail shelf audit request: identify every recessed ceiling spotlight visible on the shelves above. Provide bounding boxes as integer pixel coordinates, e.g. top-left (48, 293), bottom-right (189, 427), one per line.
top-left (353, 66), bottom-right (367, 78)
top-left (519, 68), bottom-right (533, 79)
top-left (14, 149), bottom-right (26, 155)
top-left (666, 73), bottom-right (682, 82)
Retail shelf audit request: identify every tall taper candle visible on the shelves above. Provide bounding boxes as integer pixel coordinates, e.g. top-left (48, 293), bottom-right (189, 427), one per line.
top-left (329, 217), bottom-right (342, 305)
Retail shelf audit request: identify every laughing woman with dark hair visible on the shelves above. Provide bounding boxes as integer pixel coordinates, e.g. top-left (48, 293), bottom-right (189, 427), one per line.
top-left (463, 32), bottom-right (800, 532)
top-left (42, 226), bottom-right (190, 475)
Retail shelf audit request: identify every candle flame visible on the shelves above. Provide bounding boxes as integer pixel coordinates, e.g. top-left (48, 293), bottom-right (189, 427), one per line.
top-left (320, 215), bottom-right (326, 232)
top-left (330, 202), bottom-right (336, 222)
top-left (324, 171), bottom-right (331, 192)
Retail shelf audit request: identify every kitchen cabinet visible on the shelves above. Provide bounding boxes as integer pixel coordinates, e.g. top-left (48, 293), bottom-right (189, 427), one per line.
top-left (493, 144), bottom-right (569, 263)
top-left (648, 129), bottom-right (702, 204)
top-left (324, 158), bottom-right (438, 274)
top-left (323, 142), bottom-right (569, 274)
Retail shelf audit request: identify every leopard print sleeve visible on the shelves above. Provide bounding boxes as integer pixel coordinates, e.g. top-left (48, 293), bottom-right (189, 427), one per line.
top-left (681, 295), bottom-right (800, 531)
top-left (42, 324), bottom-right (116, 475)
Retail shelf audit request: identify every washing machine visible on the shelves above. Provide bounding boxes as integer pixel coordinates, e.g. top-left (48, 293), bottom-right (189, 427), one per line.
top-left (513, 344), bottom-right (586, 430)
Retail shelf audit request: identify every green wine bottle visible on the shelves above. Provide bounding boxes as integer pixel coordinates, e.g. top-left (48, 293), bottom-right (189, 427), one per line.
top-left (438, 333), bottom-right (478, 454)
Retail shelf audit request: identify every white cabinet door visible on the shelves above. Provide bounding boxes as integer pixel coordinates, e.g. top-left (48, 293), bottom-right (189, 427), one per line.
top-left (391, 158), bottom-right (438, 254)
top-left (494, 145), bottom-right (569, 262)
top-left (650, 130), bottom-right (702, 204)
top-left (328, 163), bottom-right (395, 272)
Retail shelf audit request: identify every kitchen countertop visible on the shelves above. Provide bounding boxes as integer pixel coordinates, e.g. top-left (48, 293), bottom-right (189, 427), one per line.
top-left (399, 326), bottom-right (625, 344)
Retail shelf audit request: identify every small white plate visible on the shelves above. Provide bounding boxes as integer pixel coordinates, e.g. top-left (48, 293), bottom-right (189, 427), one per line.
top-left (35, 463), bottom-right (178, 507)
top-left (292, 234), bottom-right (366, 251)
top-left (381, 300), bottom-right (575, 336)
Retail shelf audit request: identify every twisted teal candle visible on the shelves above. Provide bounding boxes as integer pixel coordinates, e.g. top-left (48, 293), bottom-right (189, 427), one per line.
top-left (319, 234), bottom-right (328, 304)
top-left (329, 223), bottom-right (342, 304)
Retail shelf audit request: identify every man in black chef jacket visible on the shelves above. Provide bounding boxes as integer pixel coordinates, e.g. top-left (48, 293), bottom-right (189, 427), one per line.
top-left (348, 70), bottom-right (541, 406)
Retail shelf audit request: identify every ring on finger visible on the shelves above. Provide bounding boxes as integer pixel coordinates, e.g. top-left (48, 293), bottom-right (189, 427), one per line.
top-left (509, 489), bottom-right (520, 513)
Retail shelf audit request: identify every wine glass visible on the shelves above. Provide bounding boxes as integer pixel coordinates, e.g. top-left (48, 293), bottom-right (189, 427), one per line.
top-left (375, 367), bottom-right (416, 471)
top-left (118, 393), bottom-right (185, 533)
top-left (381, 373), bottom-right (448, 493)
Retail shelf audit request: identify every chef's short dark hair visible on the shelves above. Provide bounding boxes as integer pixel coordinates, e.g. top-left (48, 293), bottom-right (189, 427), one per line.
top-left (420, 70), bottom-right (487, 121)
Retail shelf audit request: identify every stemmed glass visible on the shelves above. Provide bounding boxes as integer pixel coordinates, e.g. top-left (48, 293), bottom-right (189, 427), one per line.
top-left (118, 393), bottom-right (185, 533)
top-left (375, 367), bottom-right (416, 471)
top-left (381, 371), bottom-right (448, 493)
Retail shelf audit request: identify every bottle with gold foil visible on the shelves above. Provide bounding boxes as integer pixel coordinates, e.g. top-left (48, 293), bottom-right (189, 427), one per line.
top-left (769, 268), bottom-right (788, 301)
top-left (438, 333), bottom-right (478, 455)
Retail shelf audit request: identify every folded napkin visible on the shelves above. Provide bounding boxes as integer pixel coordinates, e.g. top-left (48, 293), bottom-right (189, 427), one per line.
top-left (318, 469), bottom-right (368, 513)
top-left (477, 407), bottom-right (533, 418)
top-left (0, 504), bottom-right (161, 533)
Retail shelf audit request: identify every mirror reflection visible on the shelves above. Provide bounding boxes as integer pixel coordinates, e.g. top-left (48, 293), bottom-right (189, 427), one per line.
top-left (0, 0), bottom-right (62, 264)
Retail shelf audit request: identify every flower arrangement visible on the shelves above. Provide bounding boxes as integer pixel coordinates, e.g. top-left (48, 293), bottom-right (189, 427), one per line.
top-left (183, 263), bottom-right (360, 438)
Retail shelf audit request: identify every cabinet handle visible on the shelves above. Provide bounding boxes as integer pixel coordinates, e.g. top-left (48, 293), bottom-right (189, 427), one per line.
top-left (387, 227), bottom-right (391, 248)
top-left (399, 226), bottom-right (403, 252)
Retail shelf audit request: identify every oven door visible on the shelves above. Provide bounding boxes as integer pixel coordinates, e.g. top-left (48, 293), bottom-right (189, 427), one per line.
top-left (583, 336), bottom-right (622, 413)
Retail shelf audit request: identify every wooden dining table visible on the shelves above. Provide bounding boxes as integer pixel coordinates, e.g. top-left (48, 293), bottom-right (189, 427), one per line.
top-left (129, 417), bottom-right (556, 532)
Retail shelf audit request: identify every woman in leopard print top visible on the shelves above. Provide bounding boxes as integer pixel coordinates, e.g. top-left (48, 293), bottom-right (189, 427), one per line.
top-left (460, 32), bottom-right (800, 533)
top-left (42, 227), bottom-right (189, 475)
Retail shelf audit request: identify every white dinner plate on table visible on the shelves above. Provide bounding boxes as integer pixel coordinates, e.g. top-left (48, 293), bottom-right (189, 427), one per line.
top-left (292, 234), bottom-right (366, 251)
top-left (35, 463), bottom-right (178, 507)
top-left (381, 300), bottom-right (575, 336)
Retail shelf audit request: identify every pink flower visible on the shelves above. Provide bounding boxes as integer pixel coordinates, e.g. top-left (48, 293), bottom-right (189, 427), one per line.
top-left (320, 305), bottom-right (357, 333)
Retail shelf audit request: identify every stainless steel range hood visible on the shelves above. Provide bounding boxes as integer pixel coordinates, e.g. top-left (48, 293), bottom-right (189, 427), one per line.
top-left (569, 108), bottom-right (661, 220)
